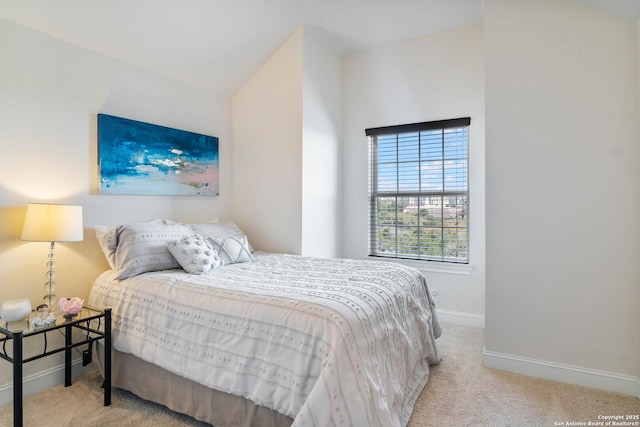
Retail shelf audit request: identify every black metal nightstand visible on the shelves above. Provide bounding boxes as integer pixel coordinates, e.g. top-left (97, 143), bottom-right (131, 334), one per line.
top-left (0, 306), bottom-right (111, 427)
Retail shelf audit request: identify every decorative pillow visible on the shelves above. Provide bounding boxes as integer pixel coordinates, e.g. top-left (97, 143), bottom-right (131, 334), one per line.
top-left (95, 225), bottom-right (117, 269)
top-left (208, 235), bottom-right (254, 266)
top-left (95, 219), bottom-right (175, 269)
top-left (109, 222), bottom-right (192, 279)
top-left (190, 221), bottom-right (254, 253)
top-left (168, 235), bottom-right (221, 274)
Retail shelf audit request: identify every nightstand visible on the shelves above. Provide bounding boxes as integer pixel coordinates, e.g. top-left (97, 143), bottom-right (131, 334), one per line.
top-left (0, 307), bottom-right (111, 427)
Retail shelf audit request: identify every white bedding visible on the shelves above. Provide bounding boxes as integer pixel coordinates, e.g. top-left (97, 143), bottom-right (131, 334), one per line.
top-left (88, 252), bottom-right (442, 427)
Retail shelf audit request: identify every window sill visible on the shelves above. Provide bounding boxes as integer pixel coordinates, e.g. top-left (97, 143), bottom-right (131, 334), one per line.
top-left (367, 256), bottom-right (474, 276)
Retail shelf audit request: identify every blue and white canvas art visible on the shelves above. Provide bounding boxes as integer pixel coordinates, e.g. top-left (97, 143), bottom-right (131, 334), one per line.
top-left (98, 114), bottom-right (219, 196)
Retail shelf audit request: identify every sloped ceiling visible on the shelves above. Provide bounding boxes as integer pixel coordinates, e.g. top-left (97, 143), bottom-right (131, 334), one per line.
top-left (0, 0), bottom-right (638, 97)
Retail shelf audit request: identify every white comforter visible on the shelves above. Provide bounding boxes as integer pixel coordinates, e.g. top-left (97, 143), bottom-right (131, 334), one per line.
top-left (88, 253), bottom-right (442, 427)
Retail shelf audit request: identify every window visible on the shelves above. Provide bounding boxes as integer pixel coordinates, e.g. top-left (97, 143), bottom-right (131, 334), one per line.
top-left (367, 117), bottom-right (470, 263)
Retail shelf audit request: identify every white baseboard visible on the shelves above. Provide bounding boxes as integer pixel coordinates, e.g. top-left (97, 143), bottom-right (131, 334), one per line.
top-left (436, 308), bottom-right (485, 328)
top-left (483, 349), bottom-right (640, 398)
top-left (0, 358), bottom-right (96, 407)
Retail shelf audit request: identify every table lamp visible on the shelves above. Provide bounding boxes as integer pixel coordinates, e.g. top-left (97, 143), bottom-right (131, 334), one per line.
top-left (21, 203), bottom-right (83, 322)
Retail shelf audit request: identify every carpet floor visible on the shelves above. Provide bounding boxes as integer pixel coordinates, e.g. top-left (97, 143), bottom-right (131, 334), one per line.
top-left (0, 323), bottom-right (637, 426)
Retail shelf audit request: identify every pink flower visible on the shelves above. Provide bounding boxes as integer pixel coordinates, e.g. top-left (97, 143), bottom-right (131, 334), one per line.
top-left (58, 297), bottom-right (84, 315)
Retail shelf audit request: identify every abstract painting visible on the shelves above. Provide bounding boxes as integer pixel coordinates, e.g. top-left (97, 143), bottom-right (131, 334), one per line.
top-left (98, 114), bottom-right (219, 196)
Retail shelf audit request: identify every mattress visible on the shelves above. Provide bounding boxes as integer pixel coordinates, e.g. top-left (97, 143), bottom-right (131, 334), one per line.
top-left (88, 252), bottom-right (442, 427)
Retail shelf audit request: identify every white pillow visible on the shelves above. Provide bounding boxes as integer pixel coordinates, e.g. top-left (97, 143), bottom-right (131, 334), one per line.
top-left (108, 222), bottom-right (192, 279)
top-left (209, 235), bottom-right (254, 266)
top-left (190, 221), bottom-right (254, 252)
top-left (168, 235), bottom-right (221, 274)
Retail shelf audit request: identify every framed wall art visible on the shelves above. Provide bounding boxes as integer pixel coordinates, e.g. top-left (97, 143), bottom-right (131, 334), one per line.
top-left (98, 114), bottom-right (219, 196)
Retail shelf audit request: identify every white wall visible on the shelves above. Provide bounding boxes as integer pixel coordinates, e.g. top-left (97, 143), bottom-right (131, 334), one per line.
top-left (231, 27), bottom-right (342, 258)
top-left (342, 24), bottom-right (486, 322)
top-left (0, 17), bottom-right (231, 394)
top-left (231, 29), bottom-right (304, 254)
top-left (484, 0), bottom-right (640, 395)
top-left (301, 28), bottom-right (342, 258)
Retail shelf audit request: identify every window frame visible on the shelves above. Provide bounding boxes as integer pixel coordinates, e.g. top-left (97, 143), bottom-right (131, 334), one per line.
top-left (366, 117), bottom-right (471, 264)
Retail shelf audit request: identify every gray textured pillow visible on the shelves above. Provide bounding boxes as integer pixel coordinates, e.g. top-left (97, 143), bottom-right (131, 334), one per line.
top-left (168, 235), bottom-right (221, 274)
top-left (95, 225), bottom-right (117, 269)
top-left (95, 219), bottom-right (176, 270)
top-left (190, 221), bottom-right (254, 252)
top-left (209, 235), bottom-right (254, 266)
top-left (110, 222), bottom-right (192, 279)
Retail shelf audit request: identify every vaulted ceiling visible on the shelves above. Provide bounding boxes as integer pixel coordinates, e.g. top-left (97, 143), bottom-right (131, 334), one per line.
top-left (0, 0), bottom-right (638, 97)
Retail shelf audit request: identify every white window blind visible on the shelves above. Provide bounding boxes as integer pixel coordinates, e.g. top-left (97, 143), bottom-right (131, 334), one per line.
top-left (367, 117), bottom-right (470, 263)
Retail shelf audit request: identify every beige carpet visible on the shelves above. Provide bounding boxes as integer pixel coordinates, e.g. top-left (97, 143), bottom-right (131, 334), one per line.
top-left (0, 323), bottom-right (637, 426)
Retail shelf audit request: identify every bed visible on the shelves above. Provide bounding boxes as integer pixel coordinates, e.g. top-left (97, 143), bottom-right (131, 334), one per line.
top-left (88, 221), bottom-right (442, 427)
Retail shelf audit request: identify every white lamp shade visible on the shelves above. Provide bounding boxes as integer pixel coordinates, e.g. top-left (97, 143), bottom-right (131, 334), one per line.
top-left (21, 204), bottom-right (84, 242)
